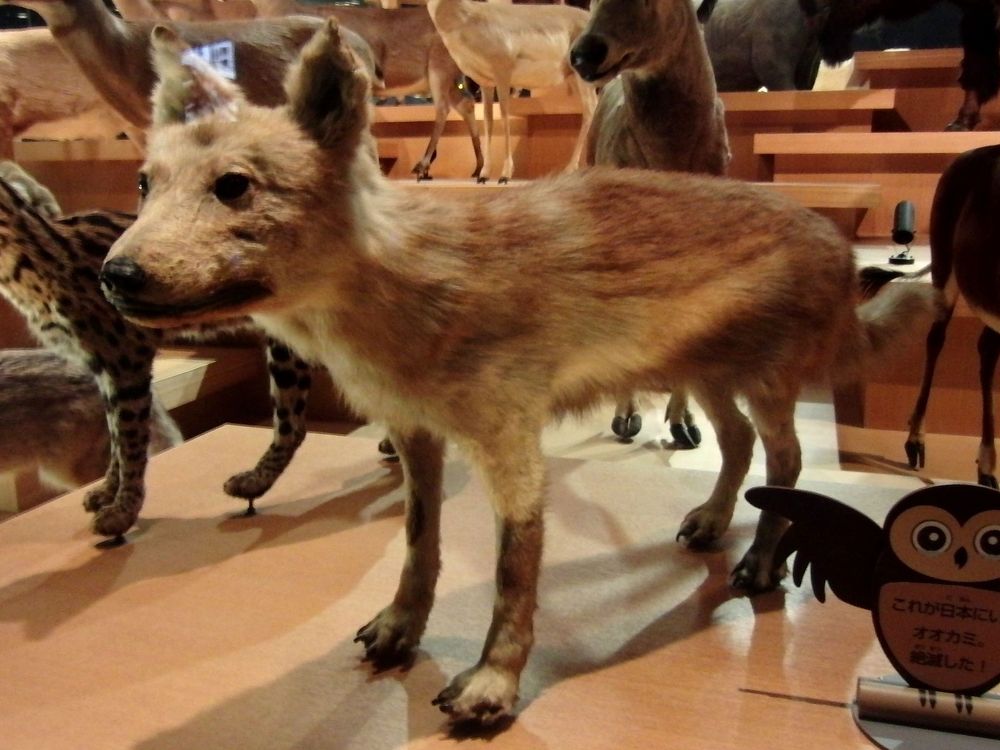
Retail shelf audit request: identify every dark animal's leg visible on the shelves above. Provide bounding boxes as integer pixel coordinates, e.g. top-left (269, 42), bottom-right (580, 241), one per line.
top-left (90, 369), bottom-right (154, 537)
top-left (224, 339), bottom-right (310, 509)
top-left (432, 431), bottom-right (545, 724)
top-left (976, 325), bottom-right (999, 488)
top-left (356, 429), bottom-right (444, 667)
top-left (677, 385), bottom-right (754, 548)
top-left (611, 394), bottom-right (642, 439)
top-left (905, 306), bottom-right (955, 469)
top-left (732, 384), bottom-right (802, 591)
top-left (948, 1), bottom-right (1000, 131)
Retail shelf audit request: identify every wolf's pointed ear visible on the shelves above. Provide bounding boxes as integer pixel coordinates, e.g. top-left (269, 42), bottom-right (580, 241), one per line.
top-left (150, 24), bottom-right (245, 126)
top-left (284, 18), bottom-right (371, 150)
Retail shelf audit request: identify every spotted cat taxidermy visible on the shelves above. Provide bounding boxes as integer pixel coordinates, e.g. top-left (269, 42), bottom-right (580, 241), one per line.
top-left (0, 163), bottom-right (313, 538)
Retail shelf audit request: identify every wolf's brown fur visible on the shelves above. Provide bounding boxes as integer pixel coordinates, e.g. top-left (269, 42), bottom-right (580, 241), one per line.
top-left (102, 20), bottom-right (936, 725)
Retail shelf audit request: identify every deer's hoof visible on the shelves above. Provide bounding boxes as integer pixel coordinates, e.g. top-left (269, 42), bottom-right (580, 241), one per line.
top-left (670, 422), bottom-right (701, 449)
top-left (378, 437), bottom-right (397, 458)
top-left (978, 472), bottom-right (998, 490)
top-left (611, 413), bottom-right (641, 440)
top-left (904, 439), bottom-right (925, 469)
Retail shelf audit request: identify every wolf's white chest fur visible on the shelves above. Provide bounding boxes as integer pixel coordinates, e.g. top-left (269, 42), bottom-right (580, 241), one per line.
top-left (255, 310), bottom-right (436, 435)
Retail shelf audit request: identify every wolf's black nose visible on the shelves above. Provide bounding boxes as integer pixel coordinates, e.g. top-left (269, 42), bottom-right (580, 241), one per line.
top-left (101, 257), bottom-right (148, 294)
top-left (570, 35), bottom-right (608, 81)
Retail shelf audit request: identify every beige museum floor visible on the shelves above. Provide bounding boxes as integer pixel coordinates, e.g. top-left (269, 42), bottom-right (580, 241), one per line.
top-left (0, 405), bottom-right (965, 750)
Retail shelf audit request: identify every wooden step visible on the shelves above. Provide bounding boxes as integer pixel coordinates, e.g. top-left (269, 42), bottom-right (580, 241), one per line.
top-left (849, 48), bottom-right (963, 89)
top-left (754, 131), bottom-right (1000, 238)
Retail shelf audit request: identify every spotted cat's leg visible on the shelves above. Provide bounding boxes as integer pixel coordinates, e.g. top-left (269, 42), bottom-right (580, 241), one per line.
top-left (90, 369), bottom-right (154, 538)
top-left (82, 432), bottom-right (119, 513)
top-left (224, 339), bottom-right (310, 511)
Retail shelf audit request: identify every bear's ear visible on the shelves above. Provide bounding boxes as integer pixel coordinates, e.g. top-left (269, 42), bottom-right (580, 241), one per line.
top-left (150, 24), bottom-right (246, 126)
top-left (283, 18), bottom-right (371, 150)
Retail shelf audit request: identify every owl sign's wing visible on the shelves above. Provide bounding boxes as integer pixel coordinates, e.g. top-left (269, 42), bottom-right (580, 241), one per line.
top-left (745, 486), bottom-right (883, 610)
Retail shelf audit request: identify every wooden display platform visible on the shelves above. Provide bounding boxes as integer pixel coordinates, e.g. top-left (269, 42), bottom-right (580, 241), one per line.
top-left (755, 131), bottom-right (1000, 238)
top-left (0, 425), bottom-right (915, 750)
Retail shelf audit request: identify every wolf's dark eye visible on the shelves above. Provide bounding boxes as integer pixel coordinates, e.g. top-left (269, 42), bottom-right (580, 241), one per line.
top-left (213, 172), bottom-right (251, 203)
top-left (138, 173), bottom-right (149, 198)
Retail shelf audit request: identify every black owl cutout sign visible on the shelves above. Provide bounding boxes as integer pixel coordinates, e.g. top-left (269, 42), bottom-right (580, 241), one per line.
top-left (747, 483), bottom-right (1000, 696)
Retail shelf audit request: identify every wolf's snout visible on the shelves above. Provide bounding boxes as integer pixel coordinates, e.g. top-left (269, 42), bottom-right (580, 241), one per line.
top-left (570, 35), bottom-right (609, 81)
top-left (101, 256), bottom-right (148, 295)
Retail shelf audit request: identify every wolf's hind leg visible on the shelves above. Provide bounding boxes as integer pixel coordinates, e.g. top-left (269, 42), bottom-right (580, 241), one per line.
top-left (677, 386), bottom-right (754, 547)
top-left (356, 428), bottom-right (445, 669)
top-left (224, 339), bottom-right (310, 508)
top-left (731, 385), bottom-right (802, 591)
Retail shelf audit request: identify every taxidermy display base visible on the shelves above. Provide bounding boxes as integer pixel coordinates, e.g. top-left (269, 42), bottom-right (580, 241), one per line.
top-left (0, 425), bottom-right (940, 749)
top-left (855, 675), bottom-right (1000, 747)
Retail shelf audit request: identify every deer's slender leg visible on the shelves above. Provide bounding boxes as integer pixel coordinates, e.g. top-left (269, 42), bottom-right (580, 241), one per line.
top-left (977, 325), bottom-right (999, 488)
top-left (905, 305), bottom-right (955, 470)
top-left (495, 76), bottom-right (514, 184)
top-left (478, 84), bottom-right (496, 183)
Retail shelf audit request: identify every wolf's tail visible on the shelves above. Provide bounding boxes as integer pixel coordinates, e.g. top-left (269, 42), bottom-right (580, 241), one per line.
top-left (834, 280), bottom-right (940, 384)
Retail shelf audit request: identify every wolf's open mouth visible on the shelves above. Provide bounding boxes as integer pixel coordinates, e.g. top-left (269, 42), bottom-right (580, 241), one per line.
top-left (107, 280), bottom-right (272, 321)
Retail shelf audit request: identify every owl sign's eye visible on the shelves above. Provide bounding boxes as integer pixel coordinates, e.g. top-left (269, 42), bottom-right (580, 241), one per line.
top-left (975, 525), bottom-right (1000, 559)
top-left (912, 520), bottom-right (951, 555)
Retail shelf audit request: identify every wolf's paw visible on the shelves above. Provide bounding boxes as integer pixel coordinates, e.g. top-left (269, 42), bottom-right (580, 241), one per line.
top-left (83, 484), bottom-right (115, 513)
top-left (354, 604), bottom-right (426, 670)
top-left (730, 545), bottom-right (785, 592)
top-left (92, 494), bottom-right (141, 538)
top-left (223, 469), bottom-right (274, 501)
top-left (676, 503), bottom-right (731, 548)
top-left (432, 664), bottom-right (518, 726)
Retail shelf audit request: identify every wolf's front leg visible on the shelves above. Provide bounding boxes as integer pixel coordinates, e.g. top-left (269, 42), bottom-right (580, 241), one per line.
top-left (731, 387), bottom-right (802, 590)
top-left (224, 340), bottom-right (311, 509)
top-left (433, 438), bottom-right (545, 725)
top-left (90, 373), bottom-right (153, 538)
top-left (356, 429), bottom-right (445, 669)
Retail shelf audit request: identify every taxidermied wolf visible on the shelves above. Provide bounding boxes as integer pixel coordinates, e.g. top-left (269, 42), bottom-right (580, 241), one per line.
top-left (705, 0), bottom-right (822, 91)
top-left (0, 348), bottom-right (181, 492)
top-left (100, 20), bottom-right (936, 726)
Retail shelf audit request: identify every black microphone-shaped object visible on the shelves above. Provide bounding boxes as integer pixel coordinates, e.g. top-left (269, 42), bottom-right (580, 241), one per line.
top-left (892, 200), bottom-right (916, 246)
